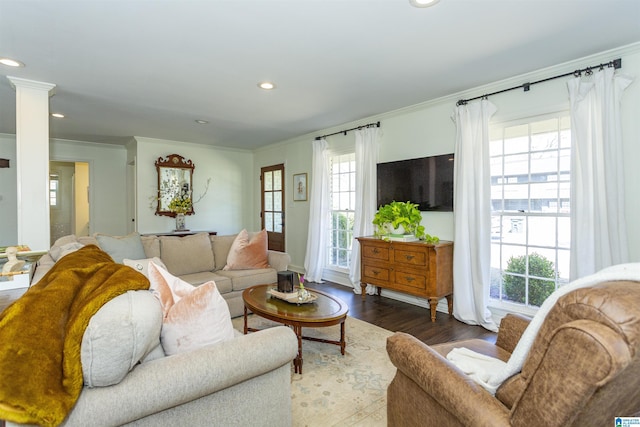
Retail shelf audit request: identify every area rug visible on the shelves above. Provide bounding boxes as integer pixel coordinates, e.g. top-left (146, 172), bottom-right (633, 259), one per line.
top-left (231, 315), bottom-right (396, 427)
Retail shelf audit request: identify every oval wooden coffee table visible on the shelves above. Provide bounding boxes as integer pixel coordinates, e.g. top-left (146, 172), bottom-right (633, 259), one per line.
top-left (242, 284), bottom-right (349, 374)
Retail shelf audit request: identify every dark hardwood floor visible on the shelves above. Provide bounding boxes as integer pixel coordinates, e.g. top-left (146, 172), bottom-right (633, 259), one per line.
top-left (311, 280), bottom-right (497, 346)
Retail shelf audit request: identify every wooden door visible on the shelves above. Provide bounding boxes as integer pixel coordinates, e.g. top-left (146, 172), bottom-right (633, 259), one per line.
top-left (261, 164), bottom-right (285, 251)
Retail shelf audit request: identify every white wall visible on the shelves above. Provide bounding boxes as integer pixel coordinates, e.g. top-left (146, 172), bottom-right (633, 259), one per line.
top-left (50, 138), bottom-right (129, 236)
top-left (135, 137), bottom-right (255, 235)
top-left (255, 43), bottom-right (640, 274)
top-left (0, 134), bottom-right (17, 246)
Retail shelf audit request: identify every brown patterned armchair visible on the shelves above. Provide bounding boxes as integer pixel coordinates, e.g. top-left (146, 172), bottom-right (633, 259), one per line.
top-left (386, 280), bottom-right (640, 427)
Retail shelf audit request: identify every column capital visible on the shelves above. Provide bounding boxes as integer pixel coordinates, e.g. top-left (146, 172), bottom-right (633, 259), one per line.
top-left (7, 76), bottom-right (56, 95)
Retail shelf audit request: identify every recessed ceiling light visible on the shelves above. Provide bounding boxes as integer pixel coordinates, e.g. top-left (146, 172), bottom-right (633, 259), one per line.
top-left (195, 119), bottom-right (209, 124)
top-left (258, 81), bottom-right (276, 90)
top-left (409, 0), bottom-right (440, 7)
top-left (0, 57), bottom-right (25, 67)
top-left (51, 113), bottom-right (65, 118)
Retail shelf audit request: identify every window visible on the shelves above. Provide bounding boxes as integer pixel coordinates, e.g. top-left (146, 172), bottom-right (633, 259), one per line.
top-left (49, 174), bottom-right (59, 207)
top-left (328, 153), bottom-right (356, 270)
top-left (490, 114), bottom-right (571, 309)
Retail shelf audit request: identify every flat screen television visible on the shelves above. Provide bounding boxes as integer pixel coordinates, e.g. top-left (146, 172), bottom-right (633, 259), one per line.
top-left (376, 153), bottom-right (454, 212)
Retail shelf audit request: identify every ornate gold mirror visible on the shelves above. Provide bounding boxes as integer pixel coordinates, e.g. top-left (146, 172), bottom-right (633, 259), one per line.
top-left (155, 154), bottom-right (195, 217)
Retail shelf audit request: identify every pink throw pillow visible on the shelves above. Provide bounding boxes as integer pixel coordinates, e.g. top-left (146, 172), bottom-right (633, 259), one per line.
top-left (223, 229), bottom-right (270, 270)
top-left (148, 261), bottom-right (234, 355)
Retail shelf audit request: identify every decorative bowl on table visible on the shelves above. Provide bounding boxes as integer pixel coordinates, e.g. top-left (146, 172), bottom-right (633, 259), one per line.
top-left (267, 288), bottom-right (317, 304)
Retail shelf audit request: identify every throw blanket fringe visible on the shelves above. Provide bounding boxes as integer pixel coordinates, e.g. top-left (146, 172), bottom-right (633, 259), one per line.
top-left (0, 245), bottom-right (149, 427)
top-left (447, 262), bottom-right (640, 395)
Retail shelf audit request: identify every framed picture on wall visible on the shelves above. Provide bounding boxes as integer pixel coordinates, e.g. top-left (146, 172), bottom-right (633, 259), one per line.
top-left (293, 173), bottom-right (307, 201)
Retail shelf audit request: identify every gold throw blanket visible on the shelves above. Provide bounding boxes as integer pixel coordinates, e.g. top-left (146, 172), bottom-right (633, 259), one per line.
top-left (0, 245), bottom-right (150, 426)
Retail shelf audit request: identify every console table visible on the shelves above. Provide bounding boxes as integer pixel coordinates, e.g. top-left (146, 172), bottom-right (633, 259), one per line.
top-left (356, 237), bottom-right (453, 322)
top-left (142, 231), bottom-right (217, 237)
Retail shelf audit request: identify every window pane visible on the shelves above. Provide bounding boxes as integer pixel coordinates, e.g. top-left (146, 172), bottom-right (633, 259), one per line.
top-left (530, 118), bottom-right (558, 151)
top-left (528, 216), bottom-right (557, 247)
top-left (264, 172), bottom-right (272, 191)
top-left (265, 192), bottom-right (273, 211)
top-left (557, 249), bottom-right (571, 282)
top-left (274, 213), bottom-right (282, 233)
top-left (273, 191), bottom-right (282, 211)
top-left (273, 170), bottom-right (282, 191)
top-left (340, 193), bottom-right (350, 210)
top-left (503, 153), bottom-right (528, 176)
top-left (530, 150), bottom-right (557, 175)
top-left (264, 212), bottom-right (273, 232)
top-left (558, 217), bottom-right (571, 248)
top-left (504, 124), bottom-right (529, 154)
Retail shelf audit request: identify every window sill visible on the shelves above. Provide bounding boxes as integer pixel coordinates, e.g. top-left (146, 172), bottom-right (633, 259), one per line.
top-left (488, 301), bottom-right (538, 324)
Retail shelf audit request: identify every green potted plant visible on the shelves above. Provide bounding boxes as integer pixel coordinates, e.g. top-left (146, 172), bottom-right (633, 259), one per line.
top-left (372, 201), bottom-right (440, 243)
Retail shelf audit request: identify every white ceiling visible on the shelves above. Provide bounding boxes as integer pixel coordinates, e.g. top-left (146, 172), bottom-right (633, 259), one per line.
top-left (1, 0), bottom-right (639, 150)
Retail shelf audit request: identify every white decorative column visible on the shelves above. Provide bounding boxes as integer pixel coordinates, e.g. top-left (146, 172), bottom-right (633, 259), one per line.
top-left (7, 77), bottom-right (56, 251)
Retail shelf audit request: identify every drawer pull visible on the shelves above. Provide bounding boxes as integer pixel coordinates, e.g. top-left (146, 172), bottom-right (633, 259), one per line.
top-left (405, 255), bottom-right (415, 261)
top-left (372, 270), bottom-right (380, 276)
top-left (373, 248), bottom-right (380, 254)
top-left (406, 276), bottom-right (415, 282)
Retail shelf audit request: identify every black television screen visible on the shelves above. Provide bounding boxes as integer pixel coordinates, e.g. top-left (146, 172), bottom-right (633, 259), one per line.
top-left (377, 153), bottom-right (454, 212)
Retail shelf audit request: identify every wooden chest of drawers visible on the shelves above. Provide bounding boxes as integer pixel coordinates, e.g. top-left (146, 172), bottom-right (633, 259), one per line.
top-left (356, 237), bottom-right (453, 322)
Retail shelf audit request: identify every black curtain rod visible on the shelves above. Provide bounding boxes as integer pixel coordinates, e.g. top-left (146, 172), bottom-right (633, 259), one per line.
top-left (315, 121), bottom-right (381, 140)
top-left (456, 58), bottom-right (622, 106)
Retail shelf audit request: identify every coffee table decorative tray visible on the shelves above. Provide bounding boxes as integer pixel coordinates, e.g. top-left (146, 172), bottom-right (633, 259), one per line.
top-left (267, 288), bottom-right (318, 304)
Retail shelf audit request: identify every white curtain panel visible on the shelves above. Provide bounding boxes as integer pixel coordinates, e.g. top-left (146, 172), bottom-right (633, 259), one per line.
top-left (349, 127), bottom-right (380, 295)
top-left (568, 67), bottom-right (633, 280)
top-left (304, 139), bottom-right (331, 282)
top-left (452, 100), bottom-right (498, 332)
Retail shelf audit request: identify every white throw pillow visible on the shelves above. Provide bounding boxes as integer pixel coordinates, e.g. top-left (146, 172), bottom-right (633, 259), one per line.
top-left (148, 261), bottom-right (234, 355)
top-left (123, 257), bottom-right (167, 278)
top-left (81, 290), bottom-right (163, 388)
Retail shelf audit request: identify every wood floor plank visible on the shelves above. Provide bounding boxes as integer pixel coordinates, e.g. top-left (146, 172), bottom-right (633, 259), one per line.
top-left (309, 281), bottom-right (497, 345)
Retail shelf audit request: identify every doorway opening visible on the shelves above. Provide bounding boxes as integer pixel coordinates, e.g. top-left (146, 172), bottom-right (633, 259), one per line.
top-left (260, 164), bottom-right (285, 252)
top-left (49, 161), bottom-right (90, 243)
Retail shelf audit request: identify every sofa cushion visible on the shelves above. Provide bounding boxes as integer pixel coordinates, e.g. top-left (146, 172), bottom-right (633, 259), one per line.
top-left (159, 232), bottom-right (215, 276)
top-left (223, 229), bottom-right (270, 270)
top-left (123, 257), bottom-right (167, 278)
top-left (178, 271), bottom-right (233, 294)
top-left (95, 232), bottom-right (147, 263)
top-left (216, 268), bottom-right (278, 292)
top-left (81, 290), bottom-right (163, 388)
top-left (148, 262), bottom-right (234, 355)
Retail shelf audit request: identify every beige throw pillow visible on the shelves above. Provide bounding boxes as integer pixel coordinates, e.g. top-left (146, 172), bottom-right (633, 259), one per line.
top-left (148, 261), bottom-right (234, 355)
top-left (159, 233), bottom-right (215, 276)
top-left (223, 229), bottom-right (270, 270)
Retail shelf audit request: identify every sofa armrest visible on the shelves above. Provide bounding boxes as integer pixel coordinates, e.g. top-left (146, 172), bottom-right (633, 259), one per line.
top-left (495, 313), bottom-right (531, 354)
top-left (268, 250), bottom-right (291, 272)
top-left (62, 326), bottom-right (298, 426)
top-left (387, 332), bottom-right (511, 427)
